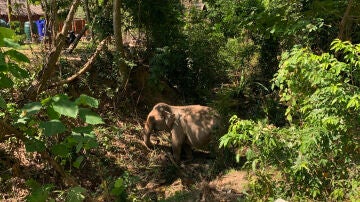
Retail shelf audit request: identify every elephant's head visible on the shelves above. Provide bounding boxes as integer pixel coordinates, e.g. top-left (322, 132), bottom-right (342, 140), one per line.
top-left (143, 103), bottom-right (175, 148)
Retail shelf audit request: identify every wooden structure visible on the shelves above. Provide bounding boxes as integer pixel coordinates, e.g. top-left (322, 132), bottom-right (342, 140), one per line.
top-left (0, 0), bottom-right (44, 22)
top-left (58, 18), bottom-right (87, 35)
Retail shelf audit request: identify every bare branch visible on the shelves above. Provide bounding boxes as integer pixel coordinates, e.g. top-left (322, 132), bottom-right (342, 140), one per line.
top-left (51, 37), bottom-right (110, 87)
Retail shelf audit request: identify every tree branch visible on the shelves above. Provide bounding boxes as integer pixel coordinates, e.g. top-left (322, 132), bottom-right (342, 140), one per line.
top-left (50, 37), bottom-right (109, 88)
top-left (67, 25), bottom-right (89, 53)
top-left (338, 0), bottom-right (354, 41)
top-left (26, 0), bottom-right (81, 100)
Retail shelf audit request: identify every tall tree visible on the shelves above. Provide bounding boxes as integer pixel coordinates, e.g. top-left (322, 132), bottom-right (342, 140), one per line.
top-left (6, 0), bottom-right (12, 29)
top-left (25, 0), bottom-right (35, 42)
top-left (113, 0), bottom-right (128, 78)
top-left (84, 0), bottom-right (93, 40)
top-left (337, 0), bottom-right (359, 41)
top-left (50, 0), bottom-right (58, 46)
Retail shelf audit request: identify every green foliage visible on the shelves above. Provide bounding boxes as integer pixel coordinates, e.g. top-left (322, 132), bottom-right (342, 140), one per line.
top-left (0, 27), bottom-right (104, 199)
top-left (110, 178), bottom-right (126, 200)
top-left (16, 94), bottom-right (103, 168)
top-left (92, 14), bottom-right (113, 40)
top-left (25, 179), bottom-right (87, 202)
top-left (220, 40), bottom-right (360, 200)
top-left (0, 27), bottom-right (29, 104)
top-left (25, 179), bottom-right (54, 202)
top-left (9, 21), bottom-right (23, 35)
top-left (148, 7), bottom-right (227, 102)
top-left (123, 0), bottom-right (184, 48)
top-left (65, 186), bottom-right (87, 202)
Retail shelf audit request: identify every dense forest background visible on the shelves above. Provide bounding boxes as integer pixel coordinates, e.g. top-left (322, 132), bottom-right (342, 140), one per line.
top-left (0, 0), bottom-right (359, 201)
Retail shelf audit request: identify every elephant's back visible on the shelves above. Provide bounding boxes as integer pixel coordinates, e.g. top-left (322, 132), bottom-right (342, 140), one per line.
top-left (177, 106), bottom-right (220, 147)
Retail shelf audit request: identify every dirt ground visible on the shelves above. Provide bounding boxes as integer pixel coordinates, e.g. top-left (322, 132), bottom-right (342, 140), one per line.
top-left (0, 121), bottom-right (249, 201)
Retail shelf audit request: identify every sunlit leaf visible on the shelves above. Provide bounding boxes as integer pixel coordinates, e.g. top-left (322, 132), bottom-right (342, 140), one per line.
top-left (3, 38), bottom-right (20, 48)
top-left (79, 108), bottom-right (104, 125)
top-left (52, 95), bottom-right (78, 118)
top-left (75, 94), bottom-right (99, 108)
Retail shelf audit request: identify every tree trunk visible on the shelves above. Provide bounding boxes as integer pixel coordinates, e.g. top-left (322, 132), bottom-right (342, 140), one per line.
top-left (113, 0), bottom-right (128, 78)
top-left (67, 25), bottom-right (88, 53)
top-left (338, 0), bottom-right (353, 41)
top-left (84, 0), bottom-right (93, 41)
top-left (40, 0), bottom-right (50, 47)
top-left (25, 0), bottom-right (35, 43)
top-left (6, 0), bottom-right (12, 29)
top-left (26, 0), bottom-right (81, 100)
top-left (50, 0), bottom-right (58, 46)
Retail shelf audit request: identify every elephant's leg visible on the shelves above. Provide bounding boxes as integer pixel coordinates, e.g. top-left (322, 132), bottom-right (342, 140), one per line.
top-left (172, 143), bottom-right (182, 163)
top-left (171, 130), bottom-right (185, 163)
top-left (183, 143), bottom-right (193, 161)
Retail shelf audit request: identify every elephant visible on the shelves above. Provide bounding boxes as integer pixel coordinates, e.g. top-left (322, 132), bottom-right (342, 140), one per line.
top-left (143, 102), bottom-right (221, 163)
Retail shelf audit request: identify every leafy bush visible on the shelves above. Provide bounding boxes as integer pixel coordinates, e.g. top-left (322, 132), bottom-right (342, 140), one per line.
top-left (0, 26), bottom-right (104, 200)
top-left (220, 39), bottom-right (360, 201)
top-left (148, 7), bottom-right (227, 103)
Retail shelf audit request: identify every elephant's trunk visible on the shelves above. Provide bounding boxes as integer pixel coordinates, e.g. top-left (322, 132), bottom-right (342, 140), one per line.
top-left (143, 121), bottom-right (153, 148)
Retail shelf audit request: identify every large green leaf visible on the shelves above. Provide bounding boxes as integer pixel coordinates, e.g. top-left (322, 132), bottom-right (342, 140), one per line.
top-left (22, 102), bottom-right (42, 117)
top-left (8, 62), bottom-right (29, 78)
top-left (51, 143), bottom-right (70, 157)
top-left (75, 94), bottom-right (99, 108)
top-left (52, 95), bottom-right (79, 118)
top-left (0, 27), bottom-right (15, 47)
top-left (79, 108), bottom-right (104, 125)
top-left (0, 73), bottom-right (14, 88)
top-left (5, 49), bottom-right (30, 63)
top-left (40, 120), bottom-right (67, 136)
top-left (47, 106), bottom-right (61, 120)
top-left (25, 139), bottom-right (46, 152)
